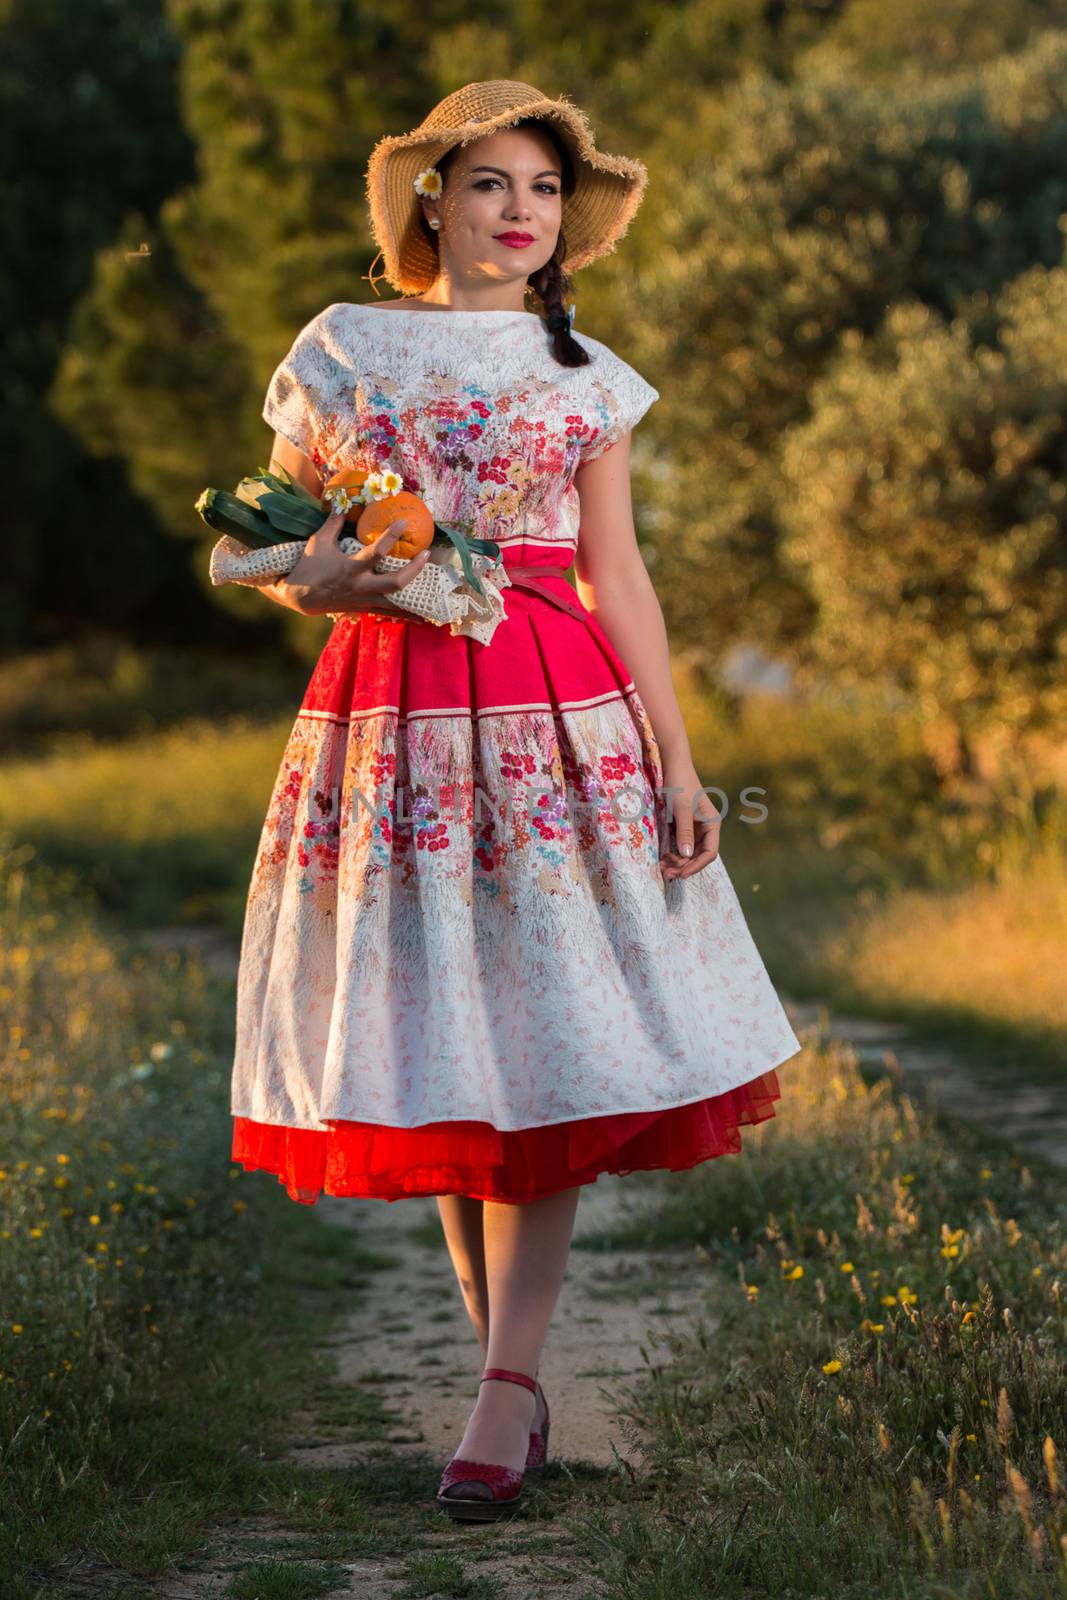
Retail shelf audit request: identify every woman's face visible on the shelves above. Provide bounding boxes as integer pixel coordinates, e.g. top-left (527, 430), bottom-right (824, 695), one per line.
top-left (419, 126), bottom-right (564, 289)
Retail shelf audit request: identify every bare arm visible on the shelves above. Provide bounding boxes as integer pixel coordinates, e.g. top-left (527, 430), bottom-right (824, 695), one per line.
top-left (573, 436), bottom-right (691, 763)
top-left (258, 432), bottom-right (429, 619)
top-left (258, 435), bottom-right (325, 613)
top-left (573, 437), bottom-right (720, 875)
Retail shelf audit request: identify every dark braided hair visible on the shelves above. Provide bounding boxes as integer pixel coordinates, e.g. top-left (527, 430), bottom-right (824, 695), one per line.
top-left (427, 117), bottom-right (590, 370)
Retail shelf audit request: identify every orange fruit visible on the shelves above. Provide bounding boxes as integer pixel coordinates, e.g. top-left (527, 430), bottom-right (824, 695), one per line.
top-left (323, 467), bottom-right (371, 524)
top-left (356, 490), bottom-right (435, 560)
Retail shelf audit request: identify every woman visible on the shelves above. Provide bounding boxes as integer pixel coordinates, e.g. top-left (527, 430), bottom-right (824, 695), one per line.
top-left (229, 80), bottom-right (802, 1521)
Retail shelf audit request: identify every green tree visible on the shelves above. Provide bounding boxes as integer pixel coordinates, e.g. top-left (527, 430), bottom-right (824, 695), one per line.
top-left (0, 0), bottom-right (196, 650)
top-left (626, 31), bottom-right (1067, 668)
top-left (777, 255), bottom-right (1067, 769)
top-left (41, 0), bottom-right (847, 658)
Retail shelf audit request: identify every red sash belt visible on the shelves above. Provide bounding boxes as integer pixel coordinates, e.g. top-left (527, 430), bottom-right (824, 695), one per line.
top-left (504, 565), bottom-right (588, 625)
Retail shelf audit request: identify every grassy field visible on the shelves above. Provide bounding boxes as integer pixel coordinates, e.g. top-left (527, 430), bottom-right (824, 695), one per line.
top-left (569, 1036), bottom-right (1067, 1599)
top-left (6, 833), bottom-right (1064, 1597)
top-left (0, 711), bottom-right (292, 930)
top-left (676, 672), bottom-right (1067, 1084)
top-left (0, 638), bottom-right (306, 760)
top-left (0, 838), bottom-right (406, 1599)
top-left (2, 639), bottom-right (1066, 1596)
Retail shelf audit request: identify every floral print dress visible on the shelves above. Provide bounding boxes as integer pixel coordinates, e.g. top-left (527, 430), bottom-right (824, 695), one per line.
top-left (229, 302), bottom-right (802, 1204)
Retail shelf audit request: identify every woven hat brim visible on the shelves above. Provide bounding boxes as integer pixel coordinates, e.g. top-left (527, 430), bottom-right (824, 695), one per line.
top-left (365, 87), bottom-right (649, 296)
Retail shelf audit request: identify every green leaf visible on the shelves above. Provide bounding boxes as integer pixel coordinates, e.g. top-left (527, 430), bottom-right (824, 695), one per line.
top-left (194, 487), bottom-right (287, 547)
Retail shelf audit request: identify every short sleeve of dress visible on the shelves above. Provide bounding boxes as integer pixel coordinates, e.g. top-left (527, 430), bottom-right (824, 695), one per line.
top-left (262, 303), bottom-right (344, 464)
top-left (577, 346), bottom-right (660, 465)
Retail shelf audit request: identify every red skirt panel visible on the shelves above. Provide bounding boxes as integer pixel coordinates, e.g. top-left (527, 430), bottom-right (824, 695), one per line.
top-left (230, 1066), bottom-right (782, 1206)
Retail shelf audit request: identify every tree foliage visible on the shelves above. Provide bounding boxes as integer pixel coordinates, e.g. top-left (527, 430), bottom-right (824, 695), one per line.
top-left (10, 2), bottom-right (1067, 743)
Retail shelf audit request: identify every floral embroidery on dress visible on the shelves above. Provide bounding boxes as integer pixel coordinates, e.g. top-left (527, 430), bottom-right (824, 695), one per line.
top-left (232, 304), bottom-right (802, 1141)
top-left (253, 698), bottom-right (663, 919)
top-left (234, 680), bottom-right (802, 1131)
top-left (261, 304), bottom-right (660, 548)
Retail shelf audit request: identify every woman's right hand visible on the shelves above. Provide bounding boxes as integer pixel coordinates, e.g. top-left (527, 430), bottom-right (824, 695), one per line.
top-left (263, 508), bottom-right (433, 619)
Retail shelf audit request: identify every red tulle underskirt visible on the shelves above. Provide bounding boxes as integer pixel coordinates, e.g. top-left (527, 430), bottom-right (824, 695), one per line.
top-left (230, 1069), bottom-right (782, 1205)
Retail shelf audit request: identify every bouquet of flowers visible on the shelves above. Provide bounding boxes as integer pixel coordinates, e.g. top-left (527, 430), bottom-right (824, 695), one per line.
top-left (197, 465), bottom-right (513, 644)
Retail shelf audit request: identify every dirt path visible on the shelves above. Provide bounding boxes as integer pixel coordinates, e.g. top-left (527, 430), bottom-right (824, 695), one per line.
top-left (781, 995), bottom-right (1067, 1170)
top-left (142, 924), bottom-right (1067, 1595)
top-left (142, 924), bottom-right (716, 1597)
top-left (290, 1172), bottom-right (701, 1477)
top-left (156, 1167), bottom-right (705, 1600)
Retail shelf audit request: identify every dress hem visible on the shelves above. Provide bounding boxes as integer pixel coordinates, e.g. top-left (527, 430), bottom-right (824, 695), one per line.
top-left (229, 1035), bottom-right (803, 1136)
top-left (229, 1057), bottom-right (794, 1207)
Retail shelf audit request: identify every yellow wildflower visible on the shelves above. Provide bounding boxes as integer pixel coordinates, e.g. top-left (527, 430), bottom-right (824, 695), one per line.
top-left (822, 1359), bottom-right (842, 1374)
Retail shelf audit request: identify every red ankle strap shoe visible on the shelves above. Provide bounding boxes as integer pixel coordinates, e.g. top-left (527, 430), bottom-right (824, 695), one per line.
top-left (480, 1367), bottom-right (550, 1472)
top-left (435, 1367), bottom-right (539, 1522)
top-left (479, 1366), bottom-right (537, 1392)
top-left (525, 1378), bottom-right (551, 1474)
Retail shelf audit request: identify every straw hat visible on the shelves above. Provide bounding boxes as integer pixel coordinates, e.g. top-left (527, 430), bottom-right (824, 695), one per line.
top-left (364, 79), bottom-right (650, 296)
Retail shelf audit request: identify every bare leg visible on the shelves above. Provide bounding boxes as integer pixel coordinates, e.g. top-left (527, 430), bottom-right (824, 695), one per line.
top-left (436, 1194), bottom-right (490, 1353)
top-left (441, 1185), bottom-right (581, 1495)
top-left (437, 1191), bottom-right (549, 1437)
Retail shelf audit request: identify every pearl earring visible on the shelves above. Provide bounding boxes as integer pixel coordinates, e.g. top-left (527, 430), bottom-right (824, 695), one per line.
top-left (429, 219), bottom-right (441, 229)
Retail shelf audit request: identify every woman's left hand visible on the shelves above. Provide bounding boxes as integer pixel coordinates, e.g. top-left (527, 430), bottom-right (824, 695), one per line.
top-left (659, 756), bottom-right (722, 880)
